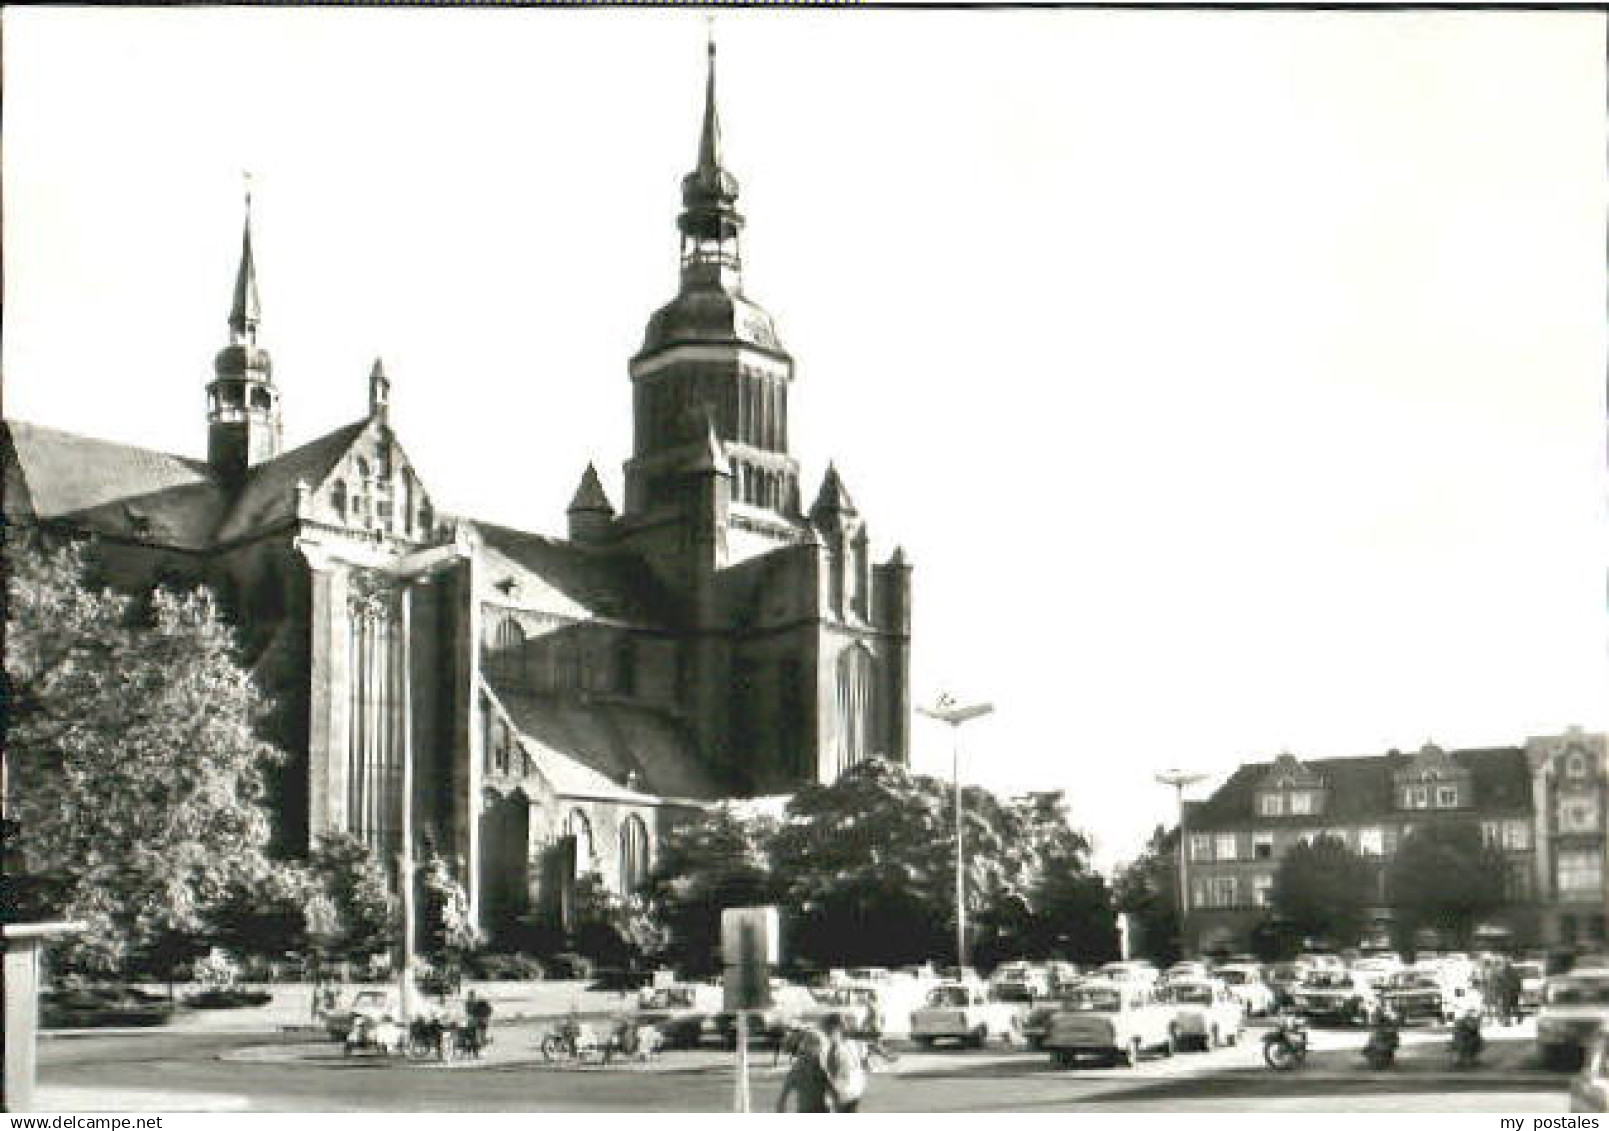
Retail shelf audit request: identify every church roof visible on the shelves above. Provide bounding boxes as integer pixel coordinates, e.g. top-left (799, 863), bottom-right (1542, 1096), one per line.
top-left (3, 417), bottom-right (373, 550)
top-left (472, 520), bottom-right (683, 628)
top-left (566, 463), bottom-right (614, 514)
top-left (495, 686), bottom-right (723, 803)
top-left (639, 287), bottom-right (786, 357)
top-left (810, 464), bottom-right (857, 517)
top-left (213, 420), bottom-right (368, 543)
top-left (3, 420), bottom-right (228, 549)
top-left (1185, 745), bottom-right (1532, 831)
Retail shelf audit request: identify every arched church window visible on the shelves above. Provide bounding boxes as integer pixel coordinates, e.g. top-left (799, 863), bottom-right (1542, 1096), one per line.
top-left (331, 479), bottom-right (348, 519)
top-left (1568, 751), bottom-right (1589, 779)
top-left (376, 442), bottom-right (393, 479)
top-left (251, 386), bottom-right (273, 410)
top-left (567, 808), bottom-right (595, 879)
top-left (401, 473), bottom-right (416, 535)
top-left (493, 617), bottom-right (526, 685)
top-left (355, 457), bottom-right (371, 481)
top-left (831, 644), bottom-right (878, 782)
top-left (619, 814), bottom-right (650, 893)
top-left (418, 499), bottom-right (434, 538)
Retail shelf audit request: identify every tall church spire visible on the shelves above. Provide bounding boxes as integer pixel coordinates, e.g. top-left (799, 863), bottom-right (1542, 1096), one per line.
top-left (678, 35), bottom-right (744, 289)
top-left (229, 184), bottom-right (262, 345)
top-left (208, 182), bottom-right (281, 479)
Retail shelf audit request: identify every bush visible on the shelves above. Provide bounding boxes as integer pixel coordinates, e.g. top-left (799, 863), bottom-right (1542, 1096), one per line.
top-left (467, 953), bottom-right (547, 982)
top-left (545, 952), bottom-right (595, 981)
top-left (184, 988), bottom-right (273, 1009)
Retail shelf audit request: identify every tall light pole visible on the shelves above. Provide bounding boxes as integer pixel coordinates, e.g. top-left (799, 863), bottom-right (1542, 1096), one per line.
top-left (1155, 769), bottom-right (1206, 959)
top-left (918, 694), bottom-right (994, 973)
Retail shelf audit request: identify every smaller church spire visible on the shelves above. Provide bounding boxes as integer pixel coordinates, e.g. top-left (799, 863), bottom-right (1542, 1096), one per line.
top-left (368, 357), bottom-right (391, 421)
top-left (811, 463), bottom-right (858, 520)
top-left (696, 31), bottom-right (723, 180)
top-left (567, 462), bottom-right (616, 545)
top-left (229, 180), bottom-right (262, 345)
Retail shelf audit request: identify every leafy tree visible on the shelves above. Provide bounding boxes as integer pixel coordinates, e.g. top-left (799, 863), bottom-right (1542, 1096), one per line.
top-left (646, 803), bottom-right (777, 977)
top-left (570, 873), bottom-right (667, 971)
top-left (420, 854), bottom-right (481, 975)
top-left (306, 833), bottom-right (398, 964)
top-left (1113, 826), bottom-right (1182, 967)
top-left (1386, 822), bottom-right (1508, 956)
top-left (209, 861), bottom-right (323, 968)
top-left (1271, 834), bottom-right (1375, 948)
top-left (4, 533), bottom-right (282, 978)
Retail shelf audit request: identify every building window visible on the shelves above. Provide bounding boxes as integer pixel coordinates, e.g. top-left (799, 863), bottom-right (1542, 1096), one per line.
top-left (613, 637), bottom-right (637, 697)
top-left (553, 636), bottom-right (582, 691)
top-left (1404, 786), bottom-right (1430, 810)
top-left (1254, 874), bottom-right (1274, 907)
top-left (566, 809), bottom-right (595, 879)
top-left (1190, 880), bottom-right (1207, 910)
top-left (1435, 785), bottom-right (1460, 809)
top-left (831, 645), bottom-right (877, 781)
top-left (1259, 793), bottom-right (1284, 817)
top-left (491, 617), bottom-right (525, 685)
top-left (1567, 751), bottom-right (1590, 779)
top-left (1506, 863), bottom-right (1532, 901)
top-left (1189, 834), bottom-right (1212, 863)
top-left (418, 500), bottom-right (434, 537)
top-left (619, 814), bottom-right (650, 894)
top-left (1253, 831), bottom-right (1274, 860)
top-left (1289, 791), bottom-right (1314, 816)
top-left (1359, 827), bottom-right (1385, 857)
top-left (1215, 834), bottom-right (1237, 862)
top-left (1503, 820), bottom-right (1532, 851)
top-left (1481, 821), bottom-right (1501, 848)
top-left (1211, 877), bottom-right (1238, 909)
top-left (331, 479), bottom-right (348, 518)
top-left (1558, 850), bottom-right (1602, 901)
top-left (1560, 798), bottom-right (1600, 834)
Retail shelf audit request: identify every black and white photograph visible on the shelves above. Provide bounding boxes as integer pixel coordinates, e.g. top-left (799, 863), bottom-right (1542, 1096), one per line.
top-left (2, 3), bottom-right (1606, 1117)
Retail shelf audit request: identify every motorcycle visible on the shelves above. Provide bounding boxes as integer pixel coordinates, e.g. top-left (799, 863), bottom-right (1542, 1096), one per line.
top-left (1262, 1013), bottom-right (1309, 1071)
top-left (1450, 1012), bottom-right (1483, 1068)
top-left (1362, 1011), bottom-right (1401, 1070)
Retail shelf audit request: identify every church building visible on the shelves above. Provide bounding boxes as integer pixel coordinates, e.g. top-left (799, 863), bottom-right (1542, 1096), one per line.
top-left (3, 45), bottom-right (913, 943)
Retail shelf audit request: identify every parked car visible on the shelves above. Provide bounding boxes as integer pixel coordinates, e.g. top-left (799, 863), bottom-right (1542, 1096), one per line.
top-left (1215, 964), bottom-right (1274, 1017)
top-left (1293, 968), bottom-right (1379, 1026)
top-left (1268, 963), bottom-right (1306, 1010)
top-left (1571, 1029), bottom-right (1609, 1111)
top-left (1537, 972), bottom-right (1609, 1070)
top-left (990, 961), bottom-right (1050, 1000)
top-left (1350, 956), bottom-right (1403, 989)
top-left (324, 988), bottom-right (397, 1041)
top-left (1095, 961), bottom-right (1160, 986)
top-left (1162, 961), bottom-right (1214, 985)
top-left (635, 982), bottom-right (724, 1049)
top-left (799, 984), bottom-right (880, 1035)
top-left (1044, 961), bottom-right (1081, 991)
top-left (1044, 980), bottom-right (1175, 1067)
top-left (909, 982), bottom-right (1023, 1048)
top-left (710, 983), bottom-right (818, 1049)
top-left (1157, 979), bottom-right (1243, 1051)
top-left (1382, 969), bottom-right (1449, 1024)
top-left (40, 985), bottom-right (176, 1029)
top-left (1023, 986), bottom-right (1081, 1049)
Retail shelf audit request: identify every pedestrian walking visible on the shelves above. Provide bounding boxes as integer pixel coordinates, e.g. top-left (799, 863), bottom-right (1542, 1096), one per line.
top-left (776, 1027), bottom-right (832, 1113)
top-left (821, 1013), bottom-right (879, 1113)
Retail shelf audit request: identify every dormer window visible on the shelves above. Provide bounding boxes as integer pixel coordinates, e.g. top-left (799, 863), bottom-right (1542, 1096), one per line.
top-left (1404, 785), bottom-right (1430, 809)
top-left (1435, 785), bottom-right (1460, 809)
top-left (1567, 751), bottom-right (1589, 779)
top-left (1259, 793), bottom-right (1284, 818)
top-left (1288, 791), bottom-right (1315, 816)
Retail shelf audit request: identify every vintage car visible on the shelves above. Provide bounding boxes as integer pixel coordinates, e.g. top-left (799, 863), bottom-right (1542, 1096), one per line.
top-left (1267, 962), bottom-right (1307, 1010)
top-left (635, 982), bottom-right (724, 1049)
top-left (990, 961), bottom-right (1050, 1000)
top-left (1293, 968), bottom-right (1379, 1025)
top-left (1045, 962), bottom-right (1081, 991)
top-left (1095, 961), bottom-right (1160, 986)
top-left (1537, 972), bottom-right (1609, 1070)
top-left (909, 982), bottom-right (1023, 1048)
top-left (1044, 980), bottom-right (1175, 1067)
top-left (1023, 986), bottom-right (1082, 1049)
top-left (1350, 956), bottom-right (1403, 989)
top-left (798, 984), bottom-right (880, 1035)
top-left (1381, 969), bottom-right (1449, 1023)
top-left (324, 989), bottom-right (398, 1041)
top-left (1161, 962), bottom-right (1214, 985)
top-left (1157, 979), bottom-right (1243, 1051)
top-left (710, 983), bottom-right (818, 1049)
top-left (1215, 964), bottom-right (1275, 1017)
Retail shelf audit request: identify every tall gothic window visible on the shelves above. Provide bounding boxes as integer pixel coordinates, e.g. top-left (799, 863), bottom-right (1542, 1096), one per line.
top-left (553, 636), bottom-right (583, 691)
top-left (331, 479), bottom-right (348, 520)
top-left (619, 814), bottom-right (650, 894)
top-left (567, 809), bottom-right (595, 879)
top-left (614, 637), bottom-right (637, 697)
top-left (492, 617), bottom-right (525, 685)
top-left (831, 644), bottom-right (877, 781)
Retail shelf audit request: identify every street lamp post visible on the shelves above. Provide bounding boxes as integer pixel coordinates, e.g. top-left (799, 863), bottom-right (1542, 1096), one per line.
top-left (917, 694), bottom-right (995, 973)
top-left (1155, 770), bottom-right (1206, 959)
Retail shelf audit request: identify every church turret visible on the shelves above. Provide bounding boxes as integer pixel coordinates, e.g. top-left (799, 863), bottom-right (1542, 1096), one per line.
top-left (368, 357), bottom-right (391, 422)
top-left (622, 38), bottom-right (801, 558)
top-left (207, 190), bottom-right (282, 480)
top-left (567, 463), bottom-right (616, 545)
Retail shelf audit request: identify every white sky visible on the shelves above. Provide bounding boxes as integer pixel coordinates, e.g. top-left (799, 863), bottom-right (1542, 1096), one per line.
top-left (5, 8), bottom-right (1606, 868)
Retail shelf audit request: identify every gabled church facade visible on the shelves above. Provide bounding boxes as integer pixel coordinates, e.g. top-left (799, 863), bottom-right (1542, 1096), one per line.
top-left (3, 45), bottom-right (912, 943)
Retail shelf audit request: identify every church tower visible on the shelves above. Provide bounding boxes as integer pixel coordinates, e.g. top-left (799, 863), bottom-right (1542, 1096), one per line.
top-left (207, 191), bottom-right (282, 480)
top-left (622, 39), bottom-right (802, 565)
